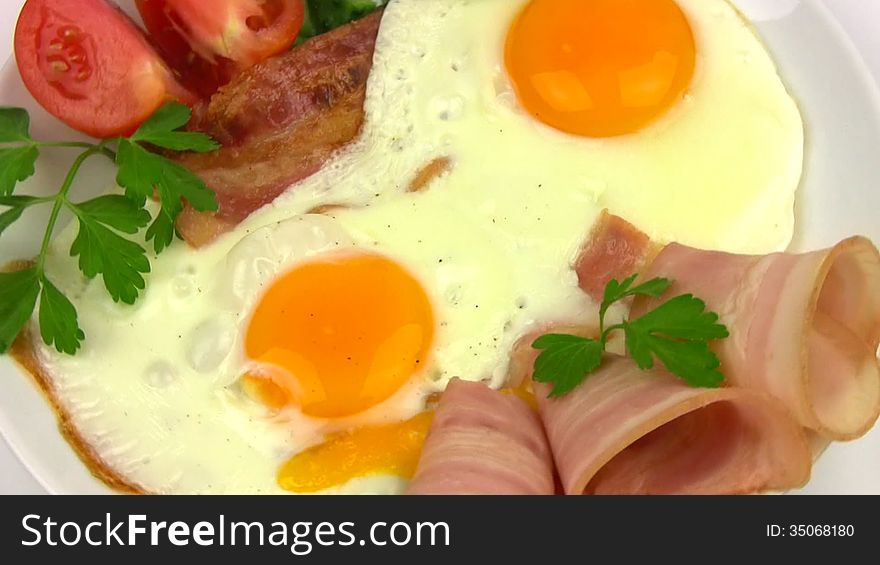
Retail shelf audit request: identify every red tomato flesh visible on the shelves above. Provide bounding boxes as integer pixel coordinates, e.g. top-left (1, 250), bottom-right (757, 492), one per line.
top-left (14, 0), bottom-right (195, 139)
top-left (136, 0), bottom-right (305, 97)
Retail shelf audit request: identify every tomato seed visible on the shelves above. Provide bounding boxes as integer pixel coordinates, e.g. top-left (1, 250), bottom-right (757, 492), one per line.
top-left (49, 58), bottom-right (70, 73)
top-left (58, 25), bottom-right (80, 41)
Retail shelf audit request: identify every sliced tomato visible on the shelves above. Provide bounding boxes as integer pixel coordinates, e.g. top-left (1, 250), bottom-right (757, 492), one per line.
top-left (136, 0), bottom-right (305, 97)
top-left (14, 0), bottom-right (195, 139)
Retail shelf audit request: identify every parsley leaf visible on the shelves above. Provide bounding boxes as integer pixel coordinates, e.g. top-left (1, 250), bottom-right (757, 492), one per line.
top-left (0, 195), bottom-right (40, 207)
top-left (1, 196), bottom-right (41, 237)
top-left (39, 276), bottom-right (84, 355)
top-left (129, 102), bottom-right (220, 153)
top-left (299, 1), bottom-right (388, 42)
top-left (115, 103), bottom-right (218, 254)
top-left (129, 102), bottom-right (190, 138)
top-left (0, 107), bottom-right (32, 142)
top-left (116, 141), bottom-right (217, 209)
top-left (0, 267), bottom-right (40, 352)
top-left (116, 140), bottom-right (217, 253)
top-left (0, 107), bottom-right (39, 196)
top-left (532, 276), bottom-right (729, 397)
top-left (69, 206), bottom-right (151, 304)
top-left (622, 294), bottom-right (728, 387)
top-left (532, 334), bottom-right (604, 397)
top-left (600, 274), bottom-right (671, 324)
top-left (0, 146), bottom-right (39, 196)
top-left (0, 207), bottom-right (25, 236)
top-left (145, 206), bottom-right (176, 254)
top-left (114, 139), bottom-right (153, 205)
top-left (0, 103), bottom-right (221, 356)
top-left (626, 332), bottom-right (724, 388)
top-left (76, 195), bottom-right (152, 235)
top-left (157, 156), bottom-right (219, 211)
top-left (626, 294), bottom-right (730, 341)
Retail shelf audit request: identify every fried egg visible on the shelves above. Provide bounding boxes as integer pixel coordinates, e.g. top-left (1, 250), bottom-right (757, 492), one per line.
top-left (32, 0), bottom-right (804, 494)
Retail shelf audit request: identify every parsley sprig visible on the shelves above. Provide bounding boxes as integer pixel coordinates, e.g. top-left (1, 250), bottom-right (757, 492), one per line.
top-left (0, 103), bottom-right (219, 355)
top-left (532, 275), bottom-right (729, 397)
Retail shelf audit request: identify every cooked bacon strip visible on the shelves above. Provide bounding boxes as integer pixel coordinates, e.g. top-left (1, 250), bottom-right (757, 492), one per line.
top-left (634, 238), bottom-right (880, 440)
top-left (407, 379), bottom-right (555, 495)
top-left (535, 356), bottom-right (811, 494)
top-left (574, 210), bottom-right (658, 301)
top-left (175, 12), bottom-right (382, 247)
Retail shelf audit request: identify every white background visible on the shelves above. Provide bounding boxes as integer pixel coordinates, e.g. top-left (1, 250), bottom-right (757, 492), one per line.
top-left (1, 1), bottom-right (880, 494)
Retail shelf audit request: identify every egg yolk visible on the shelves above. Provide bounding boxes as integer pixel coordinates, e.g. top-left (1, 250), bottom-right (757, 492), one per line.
top-left (277, 412), bottom-right (433, 492)
top-left (505, 0), bottom-right (696, 137)
top-left (245, 253), bottom-right (434, 418)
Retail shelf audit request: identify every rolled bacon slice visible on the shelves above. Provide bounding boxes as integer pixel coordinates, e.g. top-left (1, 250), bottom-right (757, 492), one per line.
top-left (575, 211), bottom-right (880, 440)
top-left (634, 238), bottom-right (880, 440)
top-left (536, 356), bottom-right (812, 495)
top-left (407, 379), bottom-right (555, 495)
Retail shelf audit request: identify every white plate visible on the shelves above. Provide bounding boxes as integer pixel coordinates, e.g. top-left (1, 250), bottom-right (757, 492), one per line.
top-left (2, 0), bottom-right (880, 494)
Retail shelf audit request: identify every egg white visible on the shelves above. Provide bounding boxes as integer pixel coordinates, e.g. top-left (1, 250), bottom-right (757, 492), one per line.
top-left (32, 0), bottom-right (803, 494)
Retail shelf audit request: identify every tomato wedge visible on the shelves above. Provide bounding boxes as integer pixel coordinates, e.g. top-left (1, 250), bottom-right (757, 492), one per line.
top-left (14, 0), bottom-right (195, 139)
top-left (136, 0), bottom-right (305, 97)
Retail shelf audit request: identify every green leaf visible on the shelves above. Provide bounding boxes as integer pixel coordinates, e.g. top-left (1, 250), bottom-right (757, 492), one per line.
top-left (130, 102), bottom-right (218, 153)
top-left (1, 195), bottom-right (46, 236)
top-left (653, 338), bottom-right (723, 388)
top-left (622, 294), bottom-right (728, 388)
top-left (299, 0), bottom-right (387, 41)
top-left (531, 334), bottom-right (604, 397)
top-left (0, 206), bottom-right (26, 237)
top-left (602, 274), bottom-right (638, 308)
top-left (627, 277), bottom-right (673, 299)
top-left (602, 275), bottom-right (671, 309)
top-left (76, 195), bottom-right (151, 235)
top-left (0, 195), bottom-right (40, 207)
top-left (0, 267), bottom-right (40, 353)
top-left (69, 214), bottom-right (150, 304)
top-left (0, 103), bottom-right (222, 356)
top-left (599, 275), bottom-right (671, 326)
top-left (624, 322), bottom-right (655, 371)
top-left (0, 107), bottom-right (32, 142)
top-left (145, 208), bottom-right (176, 254)
top-left (296, 3), bottom-right (318, 44)
top-left (627, 294), bottom-right (729, 341)
top-left (158, 157), bottom-right (217, 212)
top-left (529, 273), bottom-right (729, 398)
top-left (38, 276), bottom-right (84, 355)
top-left (308, 0), bottom-right (386, 32)
top-left (116, 140), bottom-right (218, 223)
top-left (116, 140), bottom-right (217, 253)
top-left (0, 145), bottom-right (39, 196)
top-left (144, 170), bottom-right (184, 255)
top-left (133, 102), bottom-right (191, 136)
top-left (624, 328), bottom-right (725, 388)
top-left (115, 139), bottom-right (155, 204)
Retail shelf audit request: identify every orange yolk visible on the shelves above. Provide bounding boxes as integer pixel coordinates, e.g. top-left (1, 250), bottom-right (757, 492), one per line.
top-left (505, 0), bottom-right (696, 137)
top-left (277, 411), bottom-right (434, 492)
top-left (245, 253), bottom-right (434, 418)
